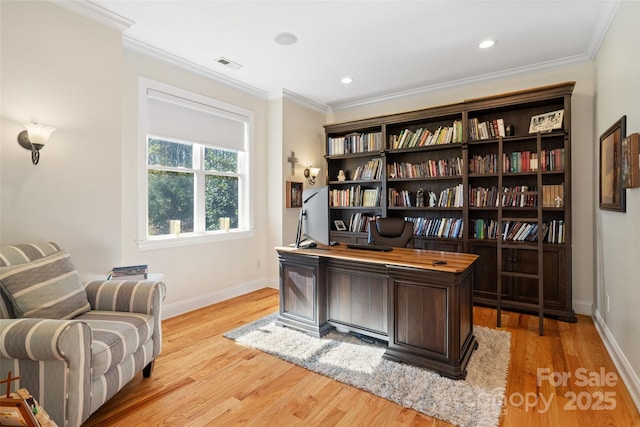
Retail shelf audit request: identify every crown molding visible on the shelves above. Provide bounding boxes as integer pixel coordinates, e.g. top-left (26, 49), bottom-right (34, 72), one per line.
top-left (586, 0), bottom-right (621, 61)
top-left (330, 53), bottom-right (593, 111)
top-left (123, 36), bottom-right (269, 100)
top-left (51, 0), bottom-right (134, 32)
top-left (277, 89), bottom-right (328, 114)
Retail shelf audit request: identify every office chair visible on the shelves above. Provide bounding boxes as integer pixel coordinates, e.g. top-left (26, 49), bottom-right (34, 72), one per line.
top-left (368, 217), bottom-right (415, 248)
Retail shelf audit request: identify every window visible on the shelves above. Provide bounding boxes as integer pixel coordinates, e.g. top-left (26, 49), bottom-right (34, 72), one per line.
top-left (139, 79), bottom-right (253, 248)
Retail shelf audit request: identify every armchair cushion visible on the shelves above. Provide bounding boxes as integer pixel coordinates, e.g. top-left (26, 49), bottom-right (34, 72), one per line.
top-left (0, 250), bottom-right (90, 319)
top-left (76, 311), bottom-right (154, 378)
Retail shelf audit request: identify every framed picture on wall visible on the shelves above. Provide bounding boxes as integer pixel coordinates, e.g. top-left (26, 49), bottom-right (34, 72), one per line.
top-left (599, 116), bottom-right (626, 212)
top-left (286, 181), bottom-right (303, 208)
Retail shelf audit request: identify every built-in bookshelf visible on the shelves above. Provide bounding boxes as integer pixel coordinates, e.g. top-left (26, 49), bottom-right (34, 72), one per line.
top-left (323, 83), bottom-right (575, 322)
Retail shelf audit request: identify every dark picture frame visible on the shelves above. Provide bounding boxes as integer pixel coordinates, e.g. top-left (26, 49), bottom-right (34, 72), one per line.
top-left (286, 181), bottom-right (303, 208)
top-left (599, 116), bottom-right (626, 212)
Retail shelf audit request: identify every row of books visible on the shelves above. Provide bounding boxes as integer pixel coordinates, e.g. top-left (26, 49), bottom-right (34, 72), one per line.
top-left (107, 264), bottom-right (148, 280)
top-left (469, 149), bottom-right (565, 175)
top-left (388, 184), bottom-right (464, 208)
top-left (437, 184), bottom-right (464, 208)
top-left (470, 219), bottom-right (565, 243)
top-left (471, 219), bottom-right (499, 239)
top-left (347, 212), bottom-right (380, 233)
top-left (330, 186), bottom-right (381, 207)
top-left (503, 149), bottom-right (565, 173)
top-left (501, 221), bottom-right (549, 242)
top-left (469, 186), bottom-right (538, 208)
top-left (469, 154), bottom-right (499, 175)
top-left (351, 158), bottom-right (383, 181)
top-left (328, 131), bottom-right (383, 155)
top-left (469, 118), bottom-right (506, 141)
top-left (470, 185), bottom-right (564, 208)
top-left (405, 216), bottom-right (464, 239)
top-left (387, 188), bottom-right (413, 207)
top-left (388, 121), bottom-right (463, 149)
top-left (387, 157), bottom-right (464, 179)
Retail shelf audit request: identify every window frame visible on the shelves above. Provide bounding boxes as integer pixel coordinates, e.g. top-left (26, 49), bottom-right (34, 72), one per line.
top-left (138, 78), bottom-right (254, 250)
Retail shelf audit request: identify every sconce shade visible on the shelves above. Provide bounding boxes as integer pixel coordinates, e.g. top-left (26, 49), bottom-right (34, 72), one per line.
top-left (24, 123), bottom-right (56, 147)
top-left (17, 122), bottom-right (56, 165)
top-left (304, 166), bottom-right (321, 185)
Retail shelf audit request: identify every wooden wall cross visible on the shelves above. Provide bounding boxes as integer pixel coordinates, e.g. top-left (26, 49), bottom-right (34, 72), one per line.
top-left (287, 151), bottom-right (298, 176)
top-left (1, 371), bottom-right (20, 398)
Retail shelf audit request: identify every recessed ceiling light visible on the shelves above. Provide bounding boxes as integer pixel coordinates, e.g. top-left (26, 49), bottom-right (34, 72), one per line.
top-left (341, 76), bottom-right (353, 84)
top-left (479, 40), bottom-right (496, 49)
top-left (275, 32), bottom-right (298, 46)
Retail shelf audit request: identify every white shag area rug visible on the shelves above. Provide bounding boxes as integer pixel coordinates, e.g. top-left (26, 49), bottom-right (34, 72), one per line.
top-left (225, 313), bottom-right (511, 427)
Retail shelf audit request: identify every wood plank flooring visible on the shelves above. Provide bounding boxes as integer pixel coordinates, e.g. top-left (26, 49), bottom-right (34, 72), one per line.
top-left (83, 288), bottom-right (640, 426)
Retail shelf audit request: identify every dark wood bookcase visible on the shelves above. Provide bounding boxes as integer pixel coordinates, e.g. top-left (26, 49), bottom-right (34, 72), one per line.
top-left (323, 82), bottom-right (576, 322)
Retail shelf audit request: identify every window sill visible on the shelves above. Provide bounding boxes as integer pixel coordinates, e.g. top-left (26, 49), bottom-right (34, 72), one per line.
top-left (137, 229), bottom-right (255, 251)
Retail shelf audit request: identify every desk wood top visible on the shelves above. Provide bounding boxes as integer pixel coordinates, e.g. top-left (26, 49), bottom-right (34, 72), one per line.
top-left (276, 244), bottom-right (478, 274)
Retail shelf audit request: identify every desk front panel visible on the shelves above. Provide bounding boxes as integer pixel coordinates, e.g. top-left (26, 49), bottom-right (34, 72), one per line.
top-left (393, 281), bottom-right (447, 356)
top-left (327, 260), bottom-right (388, 336)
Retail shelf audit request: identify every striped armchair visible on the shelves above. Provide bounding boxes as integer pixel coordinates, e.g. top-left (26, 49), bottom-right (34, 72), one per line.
top-left (0, 242), bottom-right (166, 427)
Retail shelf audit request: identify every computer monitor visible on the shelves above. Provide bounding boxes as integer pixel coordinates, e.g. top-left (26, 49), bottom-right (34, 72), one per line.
top-left (295, 186), bottom-right (329, 247)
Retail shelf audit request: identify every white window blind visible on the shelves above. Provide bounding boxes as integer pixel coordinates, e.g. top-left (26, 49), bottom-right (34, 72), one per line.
top-left (146, 88), bottom-right (246, 151)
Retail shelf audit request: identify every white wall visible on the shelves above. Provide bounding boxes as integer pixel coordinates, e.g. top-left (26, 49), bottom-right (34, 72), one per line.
top-left (120, 51), bottom-right (273, 315)
top-left (0, 1), bottom-right (123, 274)
top-left (329, 63), bottom-right (596, 316)
top-left (282, 96), bottom-right (327, 242)
top-left (593, 0), bottom-right (640, 409)
top-left (266, 97), bottom-right (285, 281)
top-left (0, 1), bottom-right (279, 318)
top-left (265, 94), bottom-right (327, 281)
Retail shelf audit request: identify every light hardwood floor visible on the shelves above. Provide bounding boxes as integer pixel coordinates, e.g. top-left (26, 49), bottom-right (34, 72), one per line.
top-left (84, 288), bottom-right (640, 426)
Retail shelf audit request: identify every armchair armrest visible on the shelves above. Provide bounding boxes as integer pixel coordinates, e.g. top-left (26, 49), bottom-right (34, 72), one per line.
top-left (84, 280), bottom-right (166, 315)
top-left (84, 279), bottom-right (166, 360)
top-left (0, 318), bottom-right (92, 426)
top-left (0, 318), bottom-right (91, 361)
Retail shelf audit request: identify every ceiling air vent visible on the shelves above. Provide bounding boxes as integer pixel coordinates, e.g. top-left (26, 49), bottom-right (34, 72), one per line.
top-left (215, 57), bottom-right (242, 70)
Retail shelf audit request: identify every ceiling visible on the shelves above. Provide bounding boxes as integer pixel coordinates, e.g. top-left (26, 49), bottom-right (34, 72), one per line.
top-left (83, 0), bottom-right (618, 109)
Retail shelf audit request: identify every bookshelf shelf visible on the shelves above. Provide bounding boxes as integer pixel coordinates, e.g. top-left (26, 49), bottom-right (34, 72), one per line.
top-left (324, 82), bottom-right (575, 322)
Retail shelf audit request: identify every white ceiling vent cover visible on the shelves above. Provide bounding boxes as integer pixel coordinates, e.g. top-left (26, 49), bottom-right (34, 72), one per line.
top-left (215, 57), bottom-right (243, 70)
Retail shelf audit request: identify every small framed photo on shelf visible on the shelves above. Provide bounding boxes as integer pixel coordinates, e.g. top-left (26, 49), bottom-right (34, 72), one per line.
top-left (599, 116), bottom-right (626, 212)
top-left (529, 109), bottom-right (564, 133)
top-left (334, 220), bottom-right (347, 231)
top-left (622, 133), bottom-right (639, 188)
top-left (286, 181), bottom-right (303, 208)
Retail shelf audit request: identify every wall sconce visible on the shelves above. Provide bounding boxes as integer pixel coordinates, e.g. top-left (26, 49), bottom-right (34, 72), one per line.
top-left (17, 122), bottom-right (56, 165)
top-left (304, 166), bottom-right (321, 185)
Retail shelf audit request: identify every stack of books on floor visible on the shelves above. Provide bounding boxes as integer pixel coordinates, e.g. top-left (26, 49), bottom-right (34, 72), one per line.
top-left (107, 264), bottom-right (148, 280)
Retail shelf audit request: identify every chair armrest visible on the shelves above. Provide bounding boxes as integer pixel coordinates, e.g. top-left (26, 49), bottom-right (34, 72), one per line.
top-left (0, 318), bottom-right (91, 361)
top-left (85, 279), bottom-right (166, 361)
top-left (0, 318), bottom-right (93, 426)
top-left (84, 280), bottom-right (166, 315)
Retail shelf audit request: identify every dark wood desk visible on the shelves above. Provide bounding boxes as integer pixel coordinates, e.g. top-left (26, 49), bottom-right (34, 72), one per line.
top-left (275, 244), bottom-right (479, 379)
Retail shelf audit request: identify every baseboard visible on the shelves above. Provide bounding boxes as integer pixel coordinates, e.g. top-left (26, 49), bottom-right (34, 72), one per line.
top-left (572, 298), bottom-right (592, 316)
top-left (162, 278), bottom-right (277, 319)
top-left (593, 309), bottom-right (640, 412)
